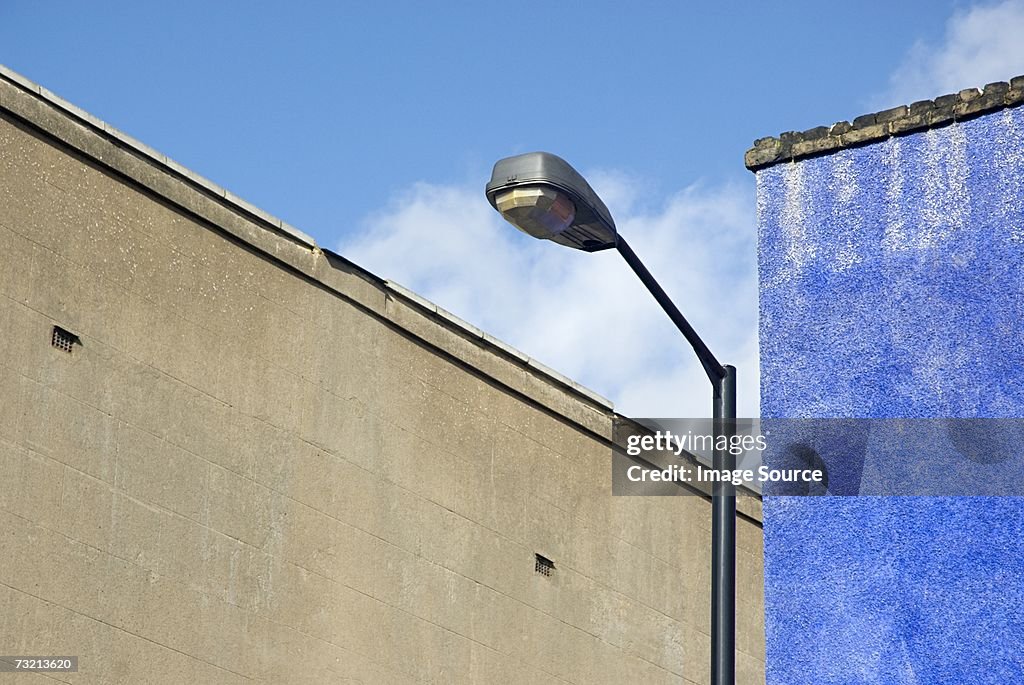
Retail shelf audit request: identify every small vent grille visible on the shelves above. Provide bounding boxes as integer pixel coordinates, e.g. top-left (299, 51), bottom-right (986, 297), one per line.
top-left (535, 554), bottom-right (555, 577)
top-left (51, 326), bottom-right (79, 353)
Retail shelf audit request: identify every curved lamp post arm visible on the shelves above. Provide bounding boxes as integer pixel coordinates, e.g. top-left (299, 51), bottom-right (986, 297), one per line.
top-left (615, 234), bottom-right (737, 685)
top-left (614, 236), bottom-right (727, 383)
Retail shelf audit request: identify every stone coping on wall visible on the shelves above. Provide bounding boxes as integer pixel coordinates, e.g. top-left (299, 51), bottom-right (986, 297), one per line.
top-left (0, 63), bottom-right (613, 411)
top-left (745, 75), bottom-right (1024, 171)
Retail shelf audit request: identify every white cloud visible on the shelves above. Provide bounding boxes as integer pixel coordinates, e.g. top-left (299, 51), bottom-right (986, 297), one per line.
top-left (340, 175), bottom-right (759, 418)
top-left (878, 0), bottom-right (1024, 108)
top-left (337, 2), bottom-right (1024, 420)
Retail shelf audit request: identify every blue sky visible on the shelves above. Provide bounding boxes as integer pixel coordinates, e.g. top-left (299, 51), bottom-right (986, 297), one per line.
top-left (4, 1), bottom-right (1024, 417)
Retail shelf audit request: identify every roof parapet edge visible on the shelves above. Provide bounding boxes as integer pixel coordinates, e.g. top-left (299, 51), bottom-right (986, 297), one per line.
top-left (0, 62), bottom-right (613, 415)
top-left (384, 280), bottom-right (613, 410)
top-left (0, 63), bottom-right (318, 249)
top-left (745, 75), bottom-right (1024, 171)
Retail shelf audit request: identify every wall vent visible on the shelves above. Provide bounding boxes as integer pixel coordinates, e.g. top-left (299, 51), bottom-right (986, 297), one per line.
top-left (51, 326), bottom-right (79, 353)
top-left (534, 553), bottom-right (555, 577)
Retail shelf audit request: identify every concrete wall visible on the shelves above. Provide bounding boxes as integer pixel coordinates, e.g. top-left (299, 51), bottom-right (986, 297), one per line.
top-left (756, 104), bottom-right (1024, 683)
top-left (0, 69), bottom-right (764, 683)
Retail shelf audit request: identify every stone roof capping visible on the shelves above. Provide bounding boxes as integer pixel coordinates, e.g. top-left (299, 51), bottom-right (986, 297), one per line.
top-left (0, 63), bottom-right (615, 417)
top-left (745, 75), bottom-right (1024, 171)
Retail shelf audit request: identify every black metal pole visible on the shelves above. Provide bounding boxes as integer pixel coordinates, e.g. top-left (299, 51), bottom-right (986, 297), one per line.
top-left (712, 366), bottom-right (737, 685)
top-left (615, 236), bottom-right (736, 685)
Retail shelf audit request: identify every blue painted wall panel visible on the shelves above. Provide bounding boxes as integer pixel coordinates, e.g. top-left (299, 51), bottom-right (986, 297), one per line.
top-left (757, 107), bottom-right (1024, 683)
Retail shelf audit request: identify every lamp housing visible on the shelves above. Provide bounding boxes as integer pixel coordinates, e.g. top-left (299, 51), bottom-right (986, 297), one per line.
top-left (485, 152), bottom-right (617, 251)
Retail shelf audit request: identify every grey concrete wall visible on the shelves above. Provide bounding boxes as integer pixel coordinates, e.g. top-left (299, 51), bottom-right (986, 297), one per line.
top-left (0, 69), bottom-right (763, 684)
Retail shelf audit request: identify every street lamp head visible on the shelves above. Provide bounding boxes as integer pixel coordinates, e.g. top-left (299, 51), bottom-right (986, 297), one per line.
top-left (485, 152), bottom-right (617, 252)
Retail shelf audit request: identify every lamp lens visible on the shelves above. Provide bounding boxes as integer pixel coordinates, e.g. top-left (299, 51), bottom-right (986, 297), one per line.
top-left (494, 186), bottom-right (576, 239)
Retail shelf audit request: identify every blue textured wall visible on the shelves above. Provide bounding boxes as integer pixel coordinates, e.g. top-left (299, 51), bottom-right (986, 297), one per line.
top-left (757, 107), bottom-right (1024, 683)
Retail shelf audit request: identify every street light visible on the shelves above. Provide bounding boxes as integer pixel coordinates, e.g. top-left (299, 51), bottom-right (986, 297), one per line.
top-left (486, 151), bottom-right (738, 685)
